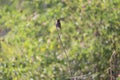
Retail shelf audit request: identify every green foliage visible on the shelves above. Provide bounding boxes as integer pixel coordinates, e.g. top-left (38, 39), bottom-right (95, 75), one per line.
top-left (0, 0), bottom-right (120, 80)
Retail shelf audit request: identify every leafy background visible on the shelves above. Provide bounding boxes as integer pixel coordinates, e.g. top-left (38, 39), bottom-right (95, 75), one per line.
top-left (0, 0), bottom-right (120, 80)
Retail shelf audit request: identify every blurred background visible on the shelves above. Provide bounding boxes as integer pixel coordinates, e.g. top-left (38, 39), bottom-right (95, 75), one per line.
top-left (0, 0), bottom-right (120, 80)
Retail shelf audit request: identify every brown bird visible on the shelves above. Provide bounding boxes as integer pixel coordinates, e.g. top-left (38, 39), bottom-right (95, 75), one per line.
top-left (56, 19), bottom-right (61, 29)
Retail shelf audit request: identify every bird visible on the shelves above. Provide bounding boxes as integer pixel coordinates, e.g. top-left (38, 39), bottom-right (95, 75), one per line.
top-left (0, 28), bottom-right (11, 37)
top-left (56, 19), bottom-right (61, 29)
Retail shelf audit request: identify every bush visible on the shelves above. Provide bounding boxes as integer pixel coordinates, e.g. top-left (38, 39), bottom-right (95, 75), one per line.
top-left (0, 0), bottom-right (120, 80)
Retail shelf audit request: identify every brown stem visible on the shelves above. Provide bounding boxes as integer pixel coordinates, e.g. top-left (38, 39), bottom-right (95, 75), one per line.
top-left (56, 28), bottom-right (72, 77)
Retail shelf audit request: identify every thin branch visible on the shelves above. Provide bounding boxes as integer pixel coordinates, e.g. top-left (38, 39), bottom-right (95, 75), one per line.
top-left (56, 27), bottom-right (72, 77)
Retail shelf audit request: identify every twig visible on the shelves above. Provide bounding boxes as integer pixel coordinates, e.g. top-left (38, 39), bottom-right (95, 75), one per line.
top-left (56, 28), bottom-right (72, 77)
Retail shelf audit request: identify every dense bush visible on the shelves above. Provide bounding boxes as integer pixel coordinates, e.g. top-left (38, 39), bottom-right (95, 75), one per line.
top-left (0, 0), bottom-right (120, 80)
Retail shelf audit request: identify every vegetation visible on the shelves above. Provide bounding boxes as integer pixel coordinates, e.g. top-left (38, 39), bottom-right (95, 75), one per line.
top-left (0, 0), bottom-right (120, 80)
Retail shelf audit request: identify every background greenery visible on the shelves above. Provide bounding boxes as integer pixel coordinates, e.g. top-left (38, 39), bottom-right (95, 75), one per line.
top-left (0, 0), bottom-right (120, 80)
